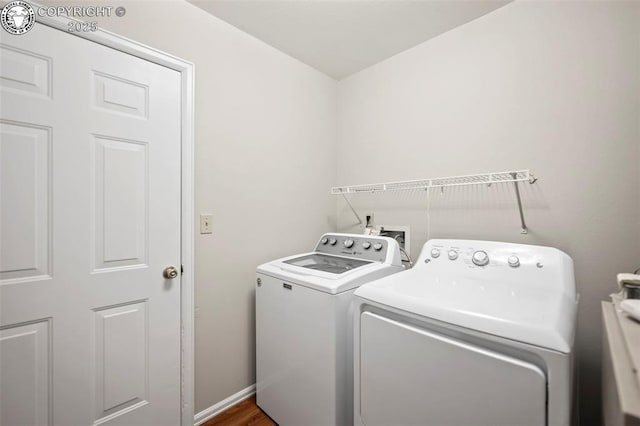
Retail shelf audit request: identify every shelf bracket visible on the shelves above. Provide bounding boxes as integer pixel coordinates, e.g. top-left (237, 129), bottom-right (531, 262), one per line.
top-left (341, 193), bottom-right (363, 225)
top-left (511, 172), bottom-right (528, 234)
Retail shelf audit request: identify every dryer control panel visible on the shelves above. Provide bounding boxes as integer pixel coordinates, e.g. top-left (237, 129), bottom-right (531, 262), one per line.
top-left (417, 239), bottom-right (576, 295)
top-left (421, 240), bottom-right (549, 270)
top-left (315, 233), bottom-right (398, 264)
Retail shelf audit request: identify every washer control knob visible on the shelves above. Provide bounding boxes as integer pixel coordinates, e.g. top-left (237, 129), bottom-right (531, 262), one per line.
top-left (472, 250), bottom-right (489, 266)
top-left (508, 255), bottom-right (520, 268)
top-left (320, 237), bottom-right (328, 245)
top-left (448, 250), bottom-right (458, 260)
top-left (344, 239), bottom-right (354, 248)
top-left (430, 248), bottom-right (441, 258)
top-left (362, 242), bottom-right (371, 250)
top-left (329, 238), bottom-right (337, 245)
top-left (373, 243), bottom-right (383, 251)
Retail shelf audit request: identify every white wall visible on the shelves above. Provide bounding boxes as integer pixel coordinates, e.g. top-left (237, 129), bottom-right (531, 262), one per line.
top-left (44, 0), bottom-right (338, 412)
top-left (336, 1), bottom-right (640, 422)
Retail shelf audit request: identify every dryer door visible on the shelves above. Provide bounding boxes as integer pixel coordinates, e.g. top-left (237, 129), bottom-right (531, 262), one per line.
top-left (359, 312), bottom-right (546, 426)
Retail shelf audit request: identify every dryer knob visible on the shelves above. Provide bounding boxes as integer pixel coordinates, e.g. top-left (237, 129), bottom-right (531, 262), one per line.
top-left (472, 250), bottom-right (489, 266)
top-left (508, 255), bottom-right (520, 268)
top-left (344, 239), bottom-right (354, 248)
top-left (430, 248), bottom-right (441, 258)
top-left (447, 250), bottom-right (458, 260)
top-left (362, 242), bottom-right (371, 250)
top-left (329, 238), bottom-right (337, 245)
top-left (373, 243), bottom-right (383, 251)
top-left (320, 237), bottom-right (328, 245)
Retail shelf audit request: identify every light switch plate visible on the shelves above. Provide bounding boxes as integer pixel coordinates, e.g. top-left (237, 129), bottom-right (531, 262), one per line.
top-left (200, 214), bottom-right (213, 234)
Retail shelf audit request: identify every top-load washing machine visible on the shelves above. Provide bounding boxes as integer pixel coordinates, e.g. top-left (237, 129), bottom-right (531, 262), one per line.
top-left (256, 233), bottom-right (404, 426)
top-left (353, 239), bottom-right (578, 426)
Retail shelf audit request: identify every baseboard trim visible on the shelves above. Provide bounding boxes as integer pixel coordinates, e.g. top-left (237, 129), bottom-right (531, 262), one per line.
top-left (193, 384), bottom-right (256, 426)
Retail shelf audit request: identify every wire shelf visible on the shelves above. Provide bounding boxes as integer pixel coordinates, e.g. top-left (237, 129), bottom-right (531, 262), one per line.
top-left (331, 170), bottom-right (537, 234)
top-left (331, 170), bottom-right (534, 194)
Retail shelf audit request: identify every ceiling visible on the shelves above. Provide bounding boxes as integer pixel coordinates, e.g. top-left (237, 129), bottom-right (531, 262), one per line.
top-left (188, 0), bottom-right (511, 80)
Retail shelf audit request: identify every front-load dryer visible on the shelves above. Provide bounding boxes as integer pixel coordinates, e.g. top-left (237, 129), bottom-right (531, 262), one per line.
top-left (256, 233), bottom-right (404, 426)
top-left (353, 239), bottom-right (578, 426)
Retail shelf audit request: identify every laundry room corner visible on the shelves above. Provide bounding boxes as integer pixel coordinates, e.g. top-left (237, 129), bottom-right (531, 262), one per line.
top-left (335, 1), bottom-right (640, 422)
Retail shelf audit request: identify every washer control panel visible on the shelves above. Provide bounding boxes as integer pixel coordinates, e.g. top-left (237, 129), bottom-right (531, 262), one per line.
top-left (316, 234), bottom-right (390, 262)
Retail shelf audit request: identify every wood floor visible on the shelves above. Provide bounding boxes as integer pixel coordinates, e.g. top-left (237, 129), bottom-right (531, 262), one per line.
top-left (202, 395), bottom-right (276, 426)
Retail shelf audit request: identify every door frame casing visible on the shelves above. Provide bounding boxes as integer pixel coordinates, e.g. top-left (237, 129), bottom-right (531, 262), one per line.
top-left (6, 6), bottom-right (196, 425)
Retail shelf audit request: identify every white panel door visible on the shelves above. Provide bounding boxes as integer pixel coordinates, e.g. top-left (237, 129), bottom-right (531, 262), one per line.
top-left (359, 312), bottom-right (547, 426)
top-left (0, 22), bottom-right (182, 426)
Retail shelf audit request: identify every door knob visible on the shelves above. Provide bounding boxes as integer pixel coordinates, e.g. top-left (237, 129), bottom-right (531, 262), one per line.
top-left (163, 265), bottom-right (179, 279)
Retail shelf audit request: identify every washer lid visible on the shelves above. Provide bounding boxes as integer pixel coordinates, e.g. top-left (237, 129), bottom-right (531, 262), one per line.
top-left (355, 240), bottom-right (578, 353)
top-left (283, 253), bottom-right (372, 275)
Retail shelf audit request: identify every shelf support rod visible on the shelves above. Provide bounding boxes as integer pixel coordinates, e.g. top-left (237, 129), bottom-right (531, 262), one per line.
top-left (511, 172), bottom-right (528, 234)
top-left (341, 193), bottom-right (363, 225)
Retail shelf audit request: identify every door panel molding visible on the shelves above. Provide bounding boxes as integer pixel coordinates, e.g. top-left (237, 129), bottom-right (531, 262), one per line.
top-left (0, 318), bottom-right (53, 426)
top-left (0, 119), bottom-right (52, 285)
top-left (0, 44), bottom-right (52, 99)
top-left (90, 134), bottom-right (149, 272)
top-left (16, 3), bottom-right (196, 424)
top-left (92, 71), bottom-right (149, 119)
top-left (92, 300), bottom-right (150, 423)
